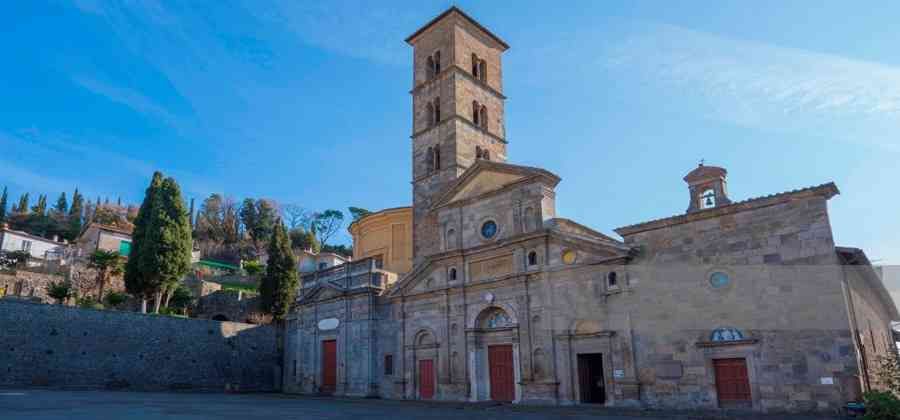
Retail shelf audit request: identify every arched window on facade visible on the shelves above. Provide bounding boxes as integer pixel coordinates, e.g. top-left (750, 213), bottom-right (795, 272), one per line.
top-left (471, 53), bottom-right (479, 77)
top-left (479, 106), bottom-right (488, 129)
top-left (479, 60), bottom-right (487, 82)
top-left (426, 102), bottom-right (434, 128)
top-left (434, 51), bottom-right (441, 74)
top-left (527, 251), bottom-right (538, 266)
top-left (475, 146), bottom-right (483, 160)
top-left (607, 271), bottom-right (618, 288)
top-left (472, 101), bottom-right (480, 125)
top-left (426, 147), bottom-right (435, 174)
top-left (433, 98), bottom-right (441, 125)
top-left (433, 146), bottom-right (441, 171)
top-left (448, 267), bottom-right (457, 281)
top-left (426, 56), bottom-right (435, 80)
top-left (483, 149), bottom-right (490, 161)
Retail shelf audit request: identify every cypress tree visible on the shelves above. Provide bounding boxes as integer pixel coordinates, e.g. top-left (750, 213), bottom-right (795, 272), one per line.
top-left (152, 177), bottom-right (192, 312)
top-left (68, 188), bottom-right (84, 240)
top-left (260, 220), bottom-right (298, 321)
top-left (124, 173), bottom-right (192, 313)
top-left (125, 172), bottom-right (164, 313)
top-left (15, 193), bottom-right (29, 213)
top-left (0, 186), bottom-right (7, 223)
top-left (54, 192), bottom-right (68, 214)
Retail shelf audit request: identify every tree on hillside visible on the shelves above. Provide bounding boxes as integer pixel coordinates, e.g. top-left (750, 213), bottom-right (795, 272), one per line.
top-left (240, 198), bottom-right (277, 257)
top-left (14, 193), bottom-right (29, 213)
top-left (67, 188), bottom-right (84, 240)
top-left (348, 207), bottom-right (372, 222)
top-left (321, 243), bottom-right (352, 258)
top-left (31, 194), bottom-right (47, 216)
top-left (289, 228), bottom-right (319, 253)
top-left (125, 173), bottom-right (164, 313)
top-left (259, 220), bottom-right (298, 321)
top-left (282, 204), bottom-right (313, 230)
top-left (0, 186), bottom-right (7, 224)
top-left (53, 192), bottom-right (68, 215)
top-left (88, 249), bottom-right (124, 300)
top-left (313, 209), bottom-right (344, 247)
top-left (147, 177), bottom-right (193, 313)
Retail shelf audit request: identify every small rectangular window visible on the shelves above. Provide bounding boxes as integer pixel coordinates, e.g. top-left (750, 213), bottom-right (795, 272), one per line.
top-left (384, 354), bottom-right (393, 375)
top-left (21, 240), bottom-right (32, 252)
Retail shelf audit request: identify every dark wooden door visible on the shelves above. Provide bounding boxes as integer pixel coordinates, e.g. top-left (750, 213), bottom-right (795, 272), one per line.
top-left (488, 345), bottom-right (515, 402)
top-left (321, 340), bottom-right (337, 394)
top-left (713, 358), bottom-right (751, 406)
top-left (577, 353), bottom-right (606, 404)
top-left (419, 359), bottom-right (435, 399)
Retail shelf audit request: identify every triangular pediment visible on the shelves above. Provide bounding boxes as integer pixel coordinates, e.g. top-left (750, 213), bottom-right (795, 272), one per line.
top-left (432, 161), bottom-right (561, 210)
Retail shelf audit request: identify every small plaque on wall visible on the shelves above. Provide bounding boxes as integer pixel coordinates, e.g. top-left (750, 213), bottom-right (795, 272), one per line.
top-left (820, 377), bottom-right (834, 385)
top-left (613, 369), bottom-right (625, 379)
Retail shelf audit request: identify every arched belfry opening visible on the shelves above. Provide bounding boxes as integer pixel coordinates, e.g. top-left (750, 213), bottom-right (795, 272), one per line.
top-left (468, 306), bottom-right (520, 403)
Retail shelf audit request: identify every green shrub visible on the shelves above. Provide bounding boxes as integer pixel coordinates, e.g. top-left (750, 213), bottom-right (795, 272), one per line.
top-left (242, 260), bottom-right (264, 276)
top-left (76, 296), bottom-right (104, 310)
top-left (46, 281), bottom-right (75, 304)
top-left (864, 390), bottom-right (900, 420)
top-left (103, 292), bottom-right (128, 308)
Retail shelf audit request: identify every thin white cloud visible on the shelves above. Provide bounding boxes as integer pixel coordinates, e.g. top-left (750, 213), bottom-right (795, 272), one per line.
top-left (71, 76), bottom-right (178, 127)
top-left (598, 23), bottom-right (900, 150)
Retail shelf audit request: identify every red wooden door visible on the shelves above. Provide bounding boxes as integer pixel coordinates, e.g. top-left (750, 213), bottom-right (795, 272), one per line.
top-left (488, 345), bottom-right (515, 402)
top-left (321, 340), bottom-right (337, 394)
top-left (419, 359), bottom-right (435, 399)
top-left (713, 358), bottom-right (751, 405)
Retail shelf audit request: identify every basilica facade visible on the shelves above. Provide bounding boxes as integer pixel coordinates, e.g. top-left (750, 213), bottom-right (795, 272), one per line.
top-left (283, 7), bottom-right (897, 413)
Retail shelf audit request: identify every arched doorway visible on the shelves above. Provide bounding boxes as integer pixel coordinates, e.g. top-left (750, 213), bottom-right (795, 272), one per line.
top-left (468, 306), bottom-right (519, 402)
top-left (412, 329), bottom-right (439, 400)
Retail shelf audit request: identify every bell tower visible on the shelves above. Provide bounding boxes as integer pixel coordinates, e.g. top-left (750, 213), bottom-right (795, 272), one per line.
top-left (684, 163), bottom-right (732, 213)
top-left (406, 7), bottom-right (510, 263)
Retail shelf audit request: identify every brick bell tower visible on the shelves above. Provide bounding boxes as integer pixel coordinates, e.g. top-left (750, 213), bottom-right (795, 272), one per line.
top-left (406, 7), bottom-right (510, 264)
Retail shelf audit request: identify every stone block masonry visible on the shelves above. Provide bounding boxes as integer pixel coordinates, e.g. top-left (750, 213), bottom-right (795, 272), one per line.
top-left (0, 300), bottom-right (279, 392)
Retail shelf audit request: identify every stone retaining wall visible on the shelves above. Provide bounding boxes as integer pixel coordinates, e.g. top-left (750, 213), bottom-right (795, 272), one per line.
top-left (0, 300), bottom-right (279, 392)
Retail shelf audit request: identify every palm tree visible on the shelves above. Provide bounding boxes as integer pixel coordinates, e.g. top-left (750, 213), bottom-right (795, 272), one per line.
top-left (46, 280), bottom-right (75, 305)
top-left (88, 250), bottom-right (124, 300)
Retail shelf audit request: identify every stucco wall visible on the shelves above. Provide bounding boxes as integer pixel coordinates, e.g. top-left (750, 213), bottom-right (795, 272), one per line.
top-left (0, 300), bottom-right (279, 391)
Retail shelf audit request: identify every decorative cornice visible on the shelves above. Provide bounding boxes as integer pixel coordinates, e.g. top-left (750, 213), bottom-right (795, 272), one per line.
top-left (410, 65), bottom-right (506, 100)
top-left (410, 114), bottom-right (507, 144)
top-left (695, 339), bottom-right (759, 348)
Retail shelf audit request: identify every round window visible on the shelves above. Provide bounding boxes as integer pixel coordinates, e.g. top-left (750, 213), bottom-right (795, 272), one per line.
top-left (709, 272), bottom-right (731, 288)
top-left (562, 250), bottom-right (577, 265)
top-left (481, 220), bottom-right (498, 239)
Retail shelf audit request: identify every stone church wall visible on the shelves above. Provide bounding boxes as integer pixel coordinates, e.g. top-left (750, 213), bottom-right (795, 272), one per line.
top-left (0, 300), bottom-right (279, 392)
top-left (615, 195), bottom-right (865, 412)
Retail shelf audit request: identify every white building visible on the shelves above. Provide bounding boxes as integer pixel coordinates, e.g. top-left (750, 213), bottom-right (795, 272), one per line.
top-left (0, 224), bottom-right (66, 261)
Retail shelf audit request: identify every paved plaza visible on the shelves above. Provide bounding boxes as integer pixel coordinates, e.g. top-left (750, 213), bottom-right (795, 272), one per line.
top-left (0, 389), bottom-right (844, 420)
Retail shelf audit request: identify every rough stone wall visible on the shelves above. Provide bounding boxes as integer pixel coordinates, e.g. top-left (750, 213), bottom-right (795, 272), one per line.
top-left (0, 271), bottom-right (63, 303)
top-left (843, 264), bottom-right (897, 392)
top-left (193, 290), bottom-right (260, 323)
top-left (0, 300), bottom-right (278, 391)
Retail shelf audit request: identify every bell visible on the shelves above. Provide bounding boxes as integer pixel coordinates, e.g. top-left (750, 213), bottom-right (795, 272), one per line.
top-left (705, 197), bottom-right (714, 206)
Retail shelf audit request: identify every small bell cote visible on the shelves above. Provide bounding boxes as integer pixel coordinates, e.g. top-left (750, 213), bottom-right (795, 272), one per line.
top-left (684, 162), bottom-right (731, 213)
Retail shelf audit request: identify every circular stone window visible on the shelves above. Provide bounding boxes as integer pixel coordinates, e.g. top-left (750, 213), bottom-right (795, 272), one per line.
top-left (709, 271), bottom-right (731, 288)
top-left (562, 250), bottom-right (577, 265)
top-left (480, 220), bottom-right (498, 239)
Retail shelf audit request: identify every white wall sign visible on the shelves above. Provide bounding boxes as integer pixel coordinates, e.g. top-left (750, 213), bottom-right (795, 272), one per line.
top-left (318, 318), bottom-right (340, 331)
top-left (820, 377), bottom-right (834, 385)
top-left (613, 369), bottom-right (625, 379)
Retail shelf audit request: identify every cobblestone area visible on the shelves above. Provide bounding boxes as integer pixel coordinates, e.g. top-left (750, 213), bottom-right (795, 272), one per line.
top-left (0, 390), bottom-right (846, 420)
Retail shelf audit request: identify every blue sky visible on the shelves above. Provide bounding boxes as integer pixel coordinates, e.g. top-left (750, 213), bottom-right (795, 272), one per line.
top-left (2, 0), bottom-right (899, 266)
